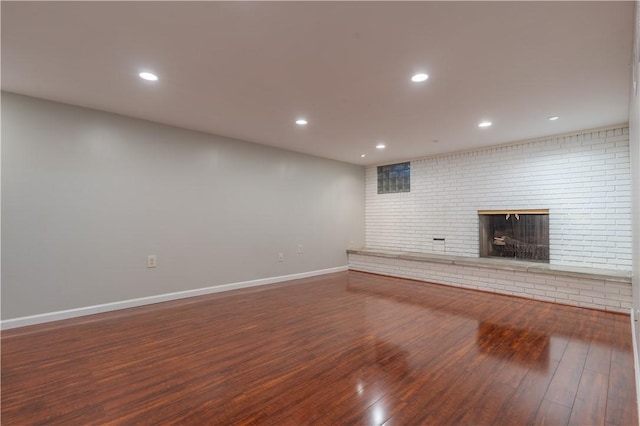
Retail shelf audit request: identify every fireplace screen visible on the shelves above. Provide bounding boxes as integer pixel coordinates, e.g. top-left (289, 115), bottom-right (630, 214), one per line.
top-left (478, 210), bottom-right (549, 262)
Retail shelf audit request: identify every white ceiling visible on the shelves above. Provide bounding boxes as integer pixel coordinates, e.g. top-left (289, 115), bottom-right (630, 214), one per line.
top-left (1, 1), bottom-right (634, 165)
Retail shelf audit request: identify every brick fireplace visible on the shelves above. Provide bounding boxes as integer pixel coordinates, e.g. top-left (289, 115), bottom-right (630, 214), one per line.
top-left (365, 126), bottom-right (631, 271)
top-left (354, 126), bottom-right (632, 313)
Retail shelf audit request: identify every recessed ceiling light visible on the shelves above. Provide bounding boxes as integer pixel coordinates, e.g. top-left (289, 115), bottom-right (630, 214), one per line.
top-left (478, 121), bottom-right (492, 128)
top-left (296, 119), bottom-right (308, 126)
top-left (139, 72), bottom-right (158, 81)
top-left (548, 116), bottom-right (559, 121)
top-left (411, 73), bottom-right (429, 82)
top-left (376, 143), bottom-right (386, 149)
top-left (361, 154), bottom-right (366, 158)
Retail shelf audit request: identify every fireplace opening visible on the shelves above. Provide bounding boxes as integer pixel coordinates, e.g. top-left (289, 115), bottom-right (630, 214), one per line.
top-left (478, 210), bottom-right (549, 263)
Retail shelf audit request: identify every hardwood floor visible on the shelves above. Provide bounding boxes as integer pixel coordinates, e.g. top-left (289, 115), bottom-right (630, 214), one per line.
top-left (2, 271), bottom-right (637, 425)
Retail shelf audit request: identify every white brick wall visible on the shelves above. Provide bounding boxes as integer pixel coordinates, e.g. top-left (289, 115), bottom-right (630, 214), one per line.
top-left (366, 127), bottom-right (632, 270)
top-left (348, 253), bottom-right (632, 313)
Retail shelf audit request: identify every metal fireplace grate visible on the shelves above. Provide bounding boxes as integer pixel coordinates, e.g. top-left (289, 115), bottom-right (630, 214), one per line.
top-left (478, 209), bottom-right (549, 263)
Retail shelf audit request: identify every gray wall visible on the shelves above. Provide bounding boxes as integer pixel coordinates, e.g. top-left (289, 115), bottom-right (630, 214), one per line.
top-left (1, 93), bottom-right (365, 319)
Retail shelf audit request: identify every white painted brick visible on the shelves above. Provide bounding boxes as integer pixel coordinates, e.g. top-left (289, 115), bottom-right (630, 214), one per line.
top-left (525, 276), bottom-right (548, 285)
top-left (594, 297), bottom-right (620, 307)
top-left (509, 280), bottom-right (531, 288)
top-left (348, 253), bottom-right (631, 313)
top-left (546, 290), bottom-right (571, 299)
top-left (566, 281), bottom-right (595, 290)
top-left (533, 294), bottom-right (557, 303)
top-left (365, 127), bottom-right (631, 270)
top-left (562, 293), bottom-right (592, 303)
top-left (618, 287), bottom-right (632, 296)
top-left (579, 289), bottom-right (606, 298)
top-left (525, 288), bottom-right (548, 296)
top-left (577, 301), bottom-right (599, 309)
top-left (534, 283), bottom-right (558, 292)
top-left (605, 292), bottom-right (632, 302)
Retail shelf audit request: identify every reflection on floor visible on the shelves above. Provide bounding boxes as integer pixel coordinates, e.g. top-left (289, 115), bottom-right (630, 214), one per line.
top-left (476, 322), bottom-right (550, 370)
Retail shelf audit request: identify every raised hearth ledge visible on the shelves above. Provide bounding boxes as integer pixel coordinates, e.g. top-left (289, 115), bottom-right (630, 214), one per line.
top-left (346, 248), bottom-right (631, 284)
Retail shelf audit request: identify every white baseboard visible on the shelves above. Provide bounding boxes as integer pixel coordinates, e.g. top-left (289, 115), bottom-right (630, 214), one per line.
top-left (1, 266), bottom-right (348, 330)
top-left (631, 308), bottom-right (640, 425)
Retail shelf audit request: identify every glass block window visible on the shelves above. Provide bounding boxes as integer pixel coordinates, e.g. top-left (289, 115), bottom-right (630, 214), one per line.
top-left (377, 162), bottom-right (410, 194)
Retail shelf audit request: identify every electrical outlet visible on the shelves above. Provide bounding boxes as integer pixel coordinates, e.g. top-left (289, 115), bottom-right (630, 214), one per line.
top-left (297, 244), bottom-right (303, 254)
top-left (278, 252), bottom-right (284, 262)
top-left (147, 255), bottom-right (157, 268)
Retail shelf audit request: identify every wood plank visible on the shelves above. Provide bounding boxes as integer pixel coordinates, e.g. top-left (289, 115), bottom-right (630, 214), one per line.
top-left (498, 360), bottom-right (560, 424)
top-left (533, 399), bottom-right (572, 426)
top-left (543, 337), bottom-right (589, 408)
top-left (606, 317), bottom-right (638, 426)
top-left (584, 343), bottom-right (613, 375)
top-left (605, 357), bottom-right (638, 426)
top-left (568, 369), bottom-right (608, 425)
